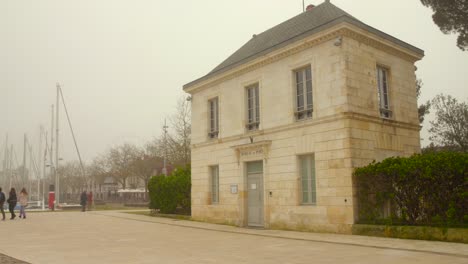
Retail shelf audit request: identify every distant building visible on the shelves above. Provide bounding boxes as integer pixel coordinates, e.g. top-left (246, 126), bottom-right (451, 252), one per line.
top-left (184, 1), bottom-right (423, 233)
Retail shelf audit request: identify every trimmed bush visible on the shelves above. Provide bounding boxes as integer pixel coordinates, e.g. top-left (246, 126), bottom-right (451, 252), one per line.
top-left (352, 224), bottom-right (468, 243)
top-left (354, 151), bottom-right (467, 227)
top-left (148, 165), bottom-right (191, 214)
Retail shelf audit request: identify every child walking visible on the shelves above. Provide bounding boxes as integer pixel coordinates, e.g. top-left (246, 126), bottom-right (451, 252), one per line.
top-left (19, 188), bottom-right (28, 219)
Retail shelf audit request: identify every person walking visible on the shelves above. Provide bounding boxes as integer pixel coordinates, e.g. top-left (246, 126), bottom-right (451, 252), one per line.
top-left (0, 187), bottom-right (6, 221)
top-left (87, 191), bottom-right (93, 211)
top-left (7, 188), bottom-right (17, 220)
top-left (80, 191), bottom-right (87, 212)
top-left (18, 188), bottom-right (28, 219)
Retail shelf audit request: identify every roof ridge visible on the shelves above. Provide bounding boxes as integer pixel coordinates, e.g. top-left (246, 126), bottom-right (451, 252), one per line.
top-left (184, 1), bottom-right (423, 90)
top-left (254, 1), bottom-right (340, 38)
top-left (208, 14), bottom-right (350, 76)
top-left (207, 1), bottom-right (351, 75)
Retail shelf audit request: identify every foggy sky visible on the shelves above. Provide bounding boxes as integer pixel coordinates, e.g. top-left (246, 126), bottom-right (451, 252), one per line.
top-left (1, 0), bottom-right (467, 165)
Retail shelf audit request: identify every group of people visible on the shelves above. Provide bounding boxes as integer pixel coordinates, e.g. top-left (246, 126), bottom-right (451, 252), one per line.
top-left (0, 188), bottom-right (93, 217)
top-left (80, 191), bottom-right (93, 212)
top-left (0, 187), bottom-right (29, 220)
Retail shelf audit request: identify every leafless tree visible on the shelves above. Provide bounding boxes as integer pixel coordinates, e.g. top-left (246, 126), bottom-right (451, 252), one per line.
top-left (57, 161), bottom-right (86, 202)
top-left (85, 155), bottom-right (110, 193)
top-left (147, 96), bottom-right (191, 166)
top-left (429, 94), bottom-right (468, 151)
top-left (171, 97), bottom-right (191, 165)
top-left (131, 153), bottom-right (164, 199)
top-left (106, 143), bottom-right (141, 190)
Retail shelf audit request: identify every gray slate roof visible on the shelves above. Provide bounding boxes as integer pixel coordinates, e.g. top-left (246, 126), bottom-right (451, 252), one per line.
top-left (184, 1), bottom-right (424, 89)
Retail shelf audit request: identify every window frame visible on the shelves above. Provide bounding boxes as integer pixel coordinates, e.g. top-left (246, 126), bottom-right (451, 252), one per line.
top-left (245, 83), bottom-right (260, 131)
top-left (376, 65), bottom-right (392, 119)
top-left (210, 165), bottom-right (219, 204)
top-left (299, 154), bottom-right (317, 205)
top-left (208, 97), bottom-right (219, 139)
top-left (294, 66), bottom-right (313, 121)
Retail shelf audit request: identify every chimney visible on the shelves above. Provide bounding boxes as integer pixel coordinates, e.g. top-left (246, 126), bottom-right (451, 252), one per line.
top-left (306, 4), bottom-right (315, 11)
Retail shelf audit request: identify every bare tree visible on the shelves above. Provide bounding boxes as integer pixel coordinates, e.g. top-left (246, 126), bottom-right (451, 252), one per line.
top-left (57, 161), bottom-right (86, 202)
top-left (429, 94), bottom-right (468, 151)
top-left (171, 97), bottom-right (191, 165)
top-left (147, 96), bottom-right (191, 166)
top-left (106, 143), bottom-right (141, 190)
top-left (131, 153), bottom-right (164, 199)
top-left (86, 155), bottom-right (110, 194)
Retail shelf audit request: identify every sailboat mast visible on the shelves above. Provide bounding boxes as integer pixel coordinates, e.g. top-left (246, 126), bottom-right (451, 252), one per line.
top-left (43, 131), bottom-right (48, 210)
top-left (38, 126), bottom-right (43, 201)
top-left (55, 83), bottom-right (60, 205)
top-left (2, 134), bottom-right (7, 187)
top-left (9, 145), bottom-right (13, 190)
top-left (50, 104), bottom-right (54, 204)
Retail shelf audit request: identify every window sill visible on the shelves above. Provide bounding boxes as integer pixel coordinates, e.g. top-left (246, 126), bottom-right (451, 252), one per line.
top-left (300, 203), bottom-right (317, 206)
top-left (294, 109), bottom-right (313, 121)
top-left (295, 117), bottom-right (313, 122)
top-left (379, 108), bottom-right (392, 119)
top-left (208, 131), bottom-right (219, 140)
top-left (245, 127), bottom-right (262, 133)
top-left (245, 122), bottom-right (260, 131)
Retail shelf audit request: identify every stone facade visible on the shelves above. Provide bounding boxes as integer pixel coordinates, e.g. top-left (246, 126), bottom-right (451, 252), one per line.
top-left (184, 19), bottom-right (423, 233)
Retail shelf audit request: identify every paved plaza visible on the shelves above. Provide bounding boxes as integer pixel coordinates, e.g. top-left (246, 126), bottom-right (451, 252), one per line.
top-left (0, 211), bottom-right (466, 264)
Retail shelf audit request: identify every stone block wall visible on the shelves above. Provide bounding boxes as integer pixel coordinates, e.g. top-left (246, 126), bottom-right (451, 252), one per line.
top-left (189, 28), bottom-right (421, 233)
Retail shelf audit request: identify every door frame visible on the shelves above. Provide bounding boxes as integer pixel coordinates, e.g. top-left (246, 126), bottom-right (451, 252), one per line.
top-left (245, 160), bottom-right (264, 227)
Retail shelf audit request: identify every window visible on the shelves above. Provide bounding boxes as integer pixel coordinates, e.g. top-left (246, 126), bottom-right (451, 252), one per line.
top-left (376, 66), bottom-right (391, 118)
top-left (210, 166), bottom-right (219, 204)
top-left (208, 97), bottom-right (219, 138)
top-left (300, 155), bottom-right (316, 205)
top-left (294, 66), bottom-right (313, 120)
top-left (246, 83), bottom-right (260, 130)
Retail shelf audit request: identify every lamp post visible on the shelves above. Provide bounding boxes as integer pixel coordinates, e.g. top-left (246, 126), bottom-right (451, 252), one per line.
top-left (162, 120), bottom-right (168, 176)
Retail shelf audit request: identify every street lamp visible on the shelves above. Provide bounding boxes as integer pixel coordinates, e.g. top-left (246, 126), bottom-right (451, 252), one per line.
top-left (162, 120), bottom-right (168, 176)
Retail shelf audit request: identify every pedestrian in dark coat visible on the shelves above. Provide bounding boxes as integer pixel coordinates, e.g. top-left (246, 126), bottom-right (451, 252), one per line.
top-left (0, 187), bottom-right (5, 220)
top-left (7, 188), bottom-right (17, 220)
top-left (87, 191), bottom-right (93, 211)
top-left (80, 191), bottom-right (87, 212)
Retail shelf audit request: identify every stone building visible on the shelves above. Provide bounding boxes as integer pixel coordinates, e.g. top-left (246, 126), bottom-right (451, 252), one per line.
top-left (183, 1), bottom-right (423, 233)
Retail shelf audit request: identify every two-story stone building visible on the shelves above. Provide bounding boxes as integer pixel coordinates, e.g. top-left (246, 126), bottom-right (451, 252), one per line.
top-left (183, 1), bottom-right (424, 233)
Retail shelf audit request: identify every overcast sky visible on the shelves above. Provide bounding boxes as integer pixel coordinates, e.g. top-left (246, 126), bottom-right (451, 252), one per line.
top-left (1, 0), bottom-right (467, 166)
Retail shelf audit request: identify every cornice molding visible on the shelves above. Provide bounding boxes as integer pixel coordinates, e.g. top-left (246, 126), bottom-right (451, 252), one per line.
top-left (341, 25), bottom-right (422, 63)
top-left (185, 24), bottom-right (422, 94)
top-left (192, 112), bottom-right (420, 149)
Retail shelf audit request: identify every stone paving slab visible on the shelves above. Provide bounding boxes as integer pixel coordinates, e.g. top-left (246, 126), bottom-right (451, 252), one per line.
top-left (0, 210), bottom-right (466, 264)
top-left (0, 253), bottom-right (30, 264)
top-left (99, 210), bottom-right (468, 258)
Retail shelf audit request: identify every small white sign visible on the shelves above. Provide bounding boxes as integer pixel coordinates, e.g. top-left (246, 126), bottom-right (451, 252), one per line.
top-left (230, 185), bottom-right (238, 194)
top-left (251, 183), bottom-right (257, 190)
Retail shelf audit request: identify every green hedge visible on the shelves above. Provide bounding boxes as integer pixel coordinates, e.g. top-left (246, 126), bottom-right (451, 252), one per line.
top-left (148, 165), bottom-right (191, 214)
top-left (354, 152), bottom-right (467, 227)
top-left (353, 224), bottom-right (468, 243)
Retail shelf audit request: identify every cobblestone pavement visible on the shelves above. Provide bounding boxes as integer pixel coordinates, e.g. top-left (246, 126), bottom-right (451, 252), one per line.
top-left (0, 253), bottom-right (30, 264)
top-left (0, 211), bottom-right (467, 264)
